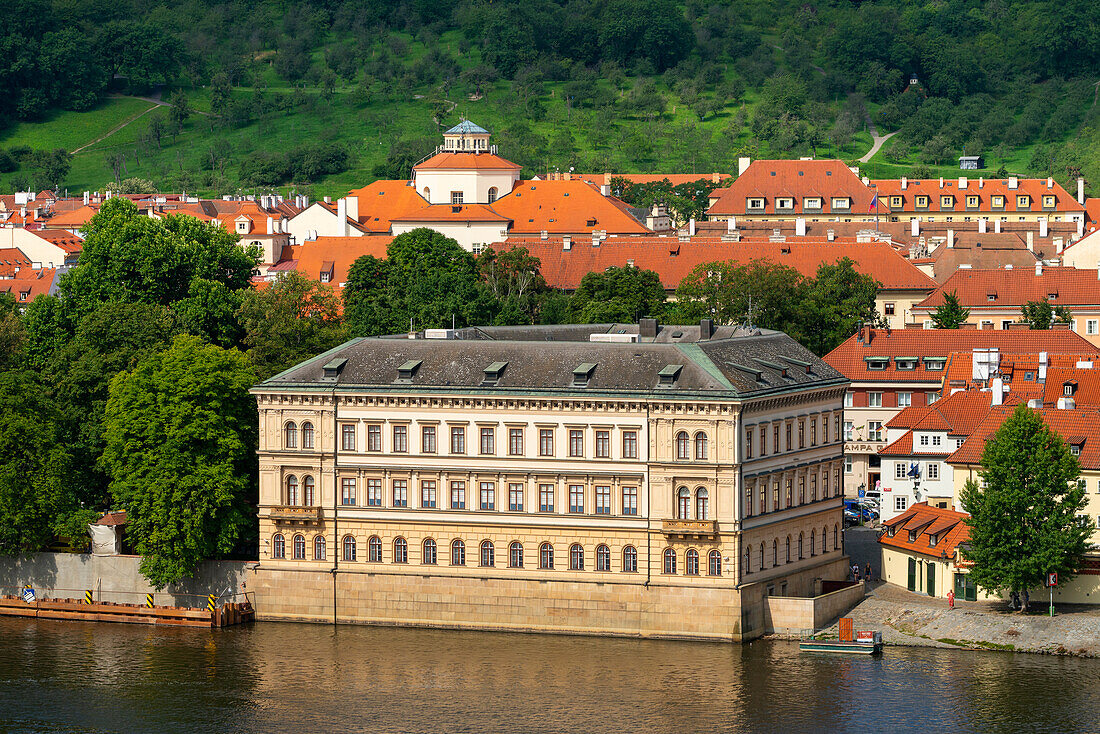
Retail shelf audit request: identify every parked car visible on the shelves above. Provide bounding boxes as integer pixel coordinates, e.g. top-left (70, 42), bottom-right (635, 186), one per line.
top-left (843, 499), bottom-right (878, 522)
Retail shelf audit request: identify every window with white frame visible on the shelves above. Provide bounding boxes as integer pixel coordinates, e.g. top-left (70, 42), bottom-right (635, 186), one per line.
top-left (392, 480), bottom-right (407, 507)
top-left (420, 480), bottom-right (436, 508)
top-left (1088, 320), bottom-right (1099, 335)
top-left (868, 421), bottom-right (883, 441)
top-left (845, 456), bottom-right (853, 473)
top-left (895, 463), bottom-right (907, 479)
top-left (569, 484), bottom-right (584, 513)
top-left (623, 430), bottom-right (638, 459)
top-left (539, 484), bottom-right (554, 512)
top-left (920, 435), bottom-right (929, 446)
top-left (479, 482), bottom-right (495, 510)
top-left (927, 463), bottom-right (940, 480)
top-left (895, 496), bottom-right (908, 512)
top-left (595, 485), bottom-right (611, 514)
top-left (898, 392), bottom-right (912, 408)
top-left (868, 392), bottom-right (883, 407)
top-left (367, 479), bottom-right (382, 506)
top-left (844, 421), bottom-right (854, 441)
top-left (450, 481), bottom-right (466, 509)
top-left (844, 392), bottom-right (854, 408)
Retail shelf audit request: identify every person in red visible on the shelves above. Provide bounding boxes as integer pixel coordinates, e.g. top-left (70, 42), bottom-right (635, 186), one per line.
top-left (948, 590), bottom-right (955, 609)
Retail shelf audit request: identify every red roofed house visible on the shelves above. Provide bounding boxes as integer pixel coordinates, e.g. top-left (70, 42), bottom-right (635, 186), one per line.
top-left (910, 265), bottom-right (1100, 345)
top-left (878, 503), bottom-right (986, 600)
top-left (824, 327), bottom-right (1096, 497)
top-left (706, 159), bottom-right (885, 223)
top-left (0, 268), bottom-right (59, 310)
top-left (267, 235), bottom-right (393, 292)
top-left (0, 227), bottom-right (81, 268)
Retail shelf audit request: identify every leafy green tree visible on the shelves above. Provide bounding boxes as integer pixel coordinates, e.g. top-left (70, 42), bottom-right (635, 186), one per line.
top-left (478, 246), bottom-right (548, 324)
top-left (0, 370), bottom-right (78, 554)
top-left (609, 177), bottom-right (721, 224)
top-left (799, 259), bottom-right (885, 355)
top-left (174, 278), bottom-right (244, 348)
top-left (673, 260), bottom-right (807, 337)
top-left (0, 293), bottom-right (26, 370)
top-left (570, 265), bottom-right (666, 323)
top-left (961, 404), bottom-right (1090, 611)
top-left (931, 290), bottom-right (970, 329)
top-left (101, 335), bottom-right (257, 588)
top-left (1020, 299), bottom-right (1072, 329)
top-left (238, 271), bottom-right (346, 379)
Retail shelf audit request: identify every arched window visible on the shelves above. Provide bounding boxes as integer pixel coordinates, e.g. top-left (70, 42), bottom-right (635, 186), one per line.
top-left (272, 533), bottom-right (285, 559)
top-left (798, 532), bottom-right (804, 560)
top-left (785, 536), bottom-right (791, 563)
top-left (623, 545), bottom-right (638, 572)
top-left (423, 186), bottom-right (430, 200)
top-left (292, 534), bottom-right (305, 560)
top-left (540, 542), bottom-right (554, 569)
top-left (834, 523), bottom-right (840, 550)
top-left (423, 538), bottom-right (437, 565)
top-left (686, 548), bottom-right (699, 575)
top-left (509, 541), bottom-right (524, 568)
top-left (810, 530), bottom-right (816, 556)
top-left (663, 548), bottom-right (677, 574)
top-left (342, 535), bottom-right (356, 561)
top-left (480, 540), bottom-right (495, 567)
top-left (488, 186), bottom-right (498, 203)
top-left (451, 539), bottom-right (466, 566)
top-left (570, 543), bottom-right (584, 570)
top-left (596, 544), bottom-right (611, 571)
top-left (303, 476), bottom-right (315, 506)
top-left (285, 475), bottom-right (299, 505)
top-left (677, 487), bottom-right (691, 519)
top-left (694, 432), bottom-right (708, 460)
top-left (772, 539), bottom-right (778, 566)
top-left (743, 547), bottom-right (751, 574)
top-left (709, 549), bottom-right (722, 576)
top-left (394, 537), bottom-right (408, 564)
top-left (759, 542), bottom-right (765, 570)
top-left (301, 422), bottom-right (314, 449)
top-left (822, 526), bottom-right (828, 555)
top-left (695, 488), bottom-right (709, 520)
top-left (314, 535), bottom-right (326, 560)
top-left (284, 422), bottom-right (297, 449)
top-left (368, 535), bottom-right (382, 562)
top-left (676, 431), bottom-right (690, 460)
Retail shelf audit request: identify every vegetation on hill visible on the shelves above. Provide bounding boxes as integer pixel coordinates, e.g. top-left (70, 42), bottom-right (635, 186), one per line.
top-left (3, 0), bottom-right (1100, 197)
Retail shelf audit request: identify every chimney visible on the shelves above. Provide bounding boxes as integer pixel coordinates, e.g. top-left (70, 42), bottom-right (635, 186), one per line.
top-left (336, 198), bottom-right (347, 234)
top-left (862, 176), bottom-right (869, 186)
top-left (699, 318), bottom-right (715, 340)
top-left (795, 217), bottom-right (806, 236)
top-left (991, 377), bottom-right (1004, 406)
top-left (1027, 231), bottom-right (1035, 252)
top-left (1040, 351), bottom-right (1048, 381)
top-left (1035, 261), bottom-right (1042, 276)
top-left (688, 218), bottom-right (696, 236)
top-left (540, 230), bottom-right (548, 240)
top-left (1055, 237), bottom-right (1064, 254)
top-left (911, 217), bottom-right (920, 237)
top-left (978, 218), bottom-right (986, 233)
top-left (1039, 218), bottom-right (1048, 238)
top-left (827, 229), bottom-right (835, 241)
top-left (738, 157), bottom-right (751, 176)
top-left (939, 177), bottom-right (944, 188)
top-left (601, 184), bottom-right (610, 197)
top-left (979, 177), bottom-right (984, 189)
top-left (901, 177), bottom-right (908, 190)
top-left (712, 172), bottom-right (720, 183)
top-left (266, 216), bottom-right (274, 234)
top-left (82, 191), bottom-right (89, 205)
top-left (592, 232), bottom-right (600, 247)
top-left (324, 196), bottom-right (332, 203)
top-left (959, 176), bottom-right (968, 189)
top-left (1008, 177), bottom-right (1018, 190)
top-left (639, 318), bottom-right (658, 339)
top-left (346, 195), bottom-right (359, 221)
top-left (947, 229), bottom-right (954, 248)
top-left (727, 216), bottom-right (737, 232)
top-left (994, 219), bottom-right (1002, 233)
top-left (563, 235), bottom-right (571, 251)
top-left (1078, 177), bottom-right (1086, 205)
top-left (1047, 177), bottom-right (1053, 189)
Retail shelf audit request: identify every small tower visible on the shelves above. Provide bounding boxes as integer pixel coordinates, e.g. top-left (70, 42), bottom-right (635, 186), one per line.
top-left (442, 120), bottom-right (492, 153)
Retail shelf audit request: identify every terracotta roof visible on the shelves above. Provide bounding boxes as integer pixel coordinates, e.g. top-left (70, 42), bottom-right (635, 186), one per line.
top-left (392, 203), bottom-right (511, 223)
top-left (870, 177), bottom-right (1084, 214)
top-left (273, 235), bottom-right (392, 288)
top-left (879, 433), bottom-right (916, 456)
top-left (914, 266), bottom-right (1100, 309)
top-left (43, 205), bottom-right (97, 229)
top-left (948, 405), bottom-right (1100, 469)
top-left (1086, 198), bottom-right (1100, 234)
top-left (1042, 366), bottom-right (1100, 406)
top-left (824, 329), bottom-right (1096, 383)
top-left (931, 233), bottom-right (1043, 283)
top-left (345, 180), bottom-right (428, 233)
top-left (0, 268), bottom-right (57, 303)
top-left (414, 152), bottom-right (521, 171)
top-left (707, 160), bottom-right (883, 217)
top-left (95, 511), bottom-right (128, 526)
top-left (885, 390), bottom-right (998, 435)
top-left (500, 237), bottom-right (933, 292)
top-left (879, 502), bottom-right (970, 560)
top-left (32, 229), bottom-right (83, 254)
top-left (0, 248), bottom-right (32, 277)
top-left (492, 180), bottom-right (651, 236)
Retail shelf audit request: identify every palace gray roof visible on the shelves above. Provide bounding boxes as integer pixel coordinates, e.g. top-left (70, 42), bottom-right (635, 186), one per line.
top-left (445, 120), bottom-right (489, 135)
top-left (257, 323), bottom-right (846, 399)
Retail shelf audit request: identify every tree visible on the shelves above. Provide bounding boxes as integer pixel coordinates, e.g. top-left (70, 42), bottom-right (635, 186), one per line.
top-left (673, 260), bottom-right (807, 337)
top-left (961, 404), bottom-right (1090, 611)
top-left (478, 246), bottom-right (548, 324)
top-left (930, 291), bottom-right (970, 329)
top-left (570, 265), bottom-right (666, 323)
top-left (238, 271), bottom-right (346, 378)
top-left (799, 259), bottom-right (885, 355)
top-left (0, 293), bottom-right (26, 370)
top-left (101, 335), bottom-right (257, 587)
top-left (1020, 299), bottom-right (1072, 329)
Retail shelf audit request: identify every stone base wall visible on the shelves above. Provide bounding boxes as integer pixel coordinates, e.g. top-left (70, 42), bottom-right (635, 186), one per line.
top-left (249, 555), bottom-right (851, 643)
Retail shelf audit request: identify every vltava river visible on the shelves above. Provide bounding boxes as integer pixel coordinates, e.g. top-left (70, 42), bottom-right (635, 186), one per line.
top-left (1, 617), bottom-right (1097, 733)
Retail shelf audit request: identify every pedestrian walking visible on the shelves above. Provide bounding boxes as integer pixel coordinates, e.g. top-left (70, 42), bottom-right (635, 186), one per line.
top-left (854, 567), bottom-right (861, 582)
top-left (948, 590), bottom-right (955, 609)
top-left (865, 562), bottom-right (872, 581)
top-left (851, 563), bottom-right (859, 580)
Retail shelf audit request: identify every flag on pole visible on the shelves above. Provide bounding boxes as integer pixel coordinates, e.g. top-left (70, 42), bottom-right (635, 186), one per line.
top-left (869, 193), bottom-right (878, 212)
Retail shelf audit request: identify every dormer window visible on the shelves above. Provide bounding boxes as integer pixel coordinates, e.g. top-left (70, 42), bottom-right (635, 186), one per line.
top-left (1064, 382), bottom-right (1077, 396)
top-left (657, 364), bottom-right (683, 387)
top-left (908, 530), bottom-right (917, 542)
top-left (915, 195), bottom-right (930, 208)
top-left (890, 196), bottom-right (903, 208)
top-left (887, 525), bottom-right (896, 537)
top-left (1071, 444), bottom-right (1083, 456)
top-left (928, 533), bottom-right (938, 547)
top-left (1048, 293), bottom-right (1058, 300)
top-left (966, 195), bottom-right (979, 207)
top-left (896, 358), bottom-right (917, 371)
top-left (987, 292), bottom-right (997, 302)
top-left (572, 363), bottom-right (597, 387)
top-left (1017, 195), bottom-right (1030, 208)
top-left (747, 198), bottom-right (765, 210)
top-left (481, 361), bottom-right (508, 386)
top-left (831, 197), bottom-right (850, 210)
top-left (924, 358), bottom-right (946, 371)
top-left (1043, 195), bottom-right (1056, 208)
top-left (320, 271), bottom-right (331, 283)
top-left (776, 197), bottom-right (794, 209)
top-left (940, 195), bottom-right (955, 208)
top-left (804, 197), bottom-right (821, 209)
top-left (866, 357), bottom-right (888, 371)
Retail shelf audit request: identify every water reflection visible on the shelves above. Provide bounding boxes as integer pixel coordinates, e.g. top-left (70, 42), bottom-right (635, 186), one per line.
top-left (2, 618), bottom-right (1100, 733)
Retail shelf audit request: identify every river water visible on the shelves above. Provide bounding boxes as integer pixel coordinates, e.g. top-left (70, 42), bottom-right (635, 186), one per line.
top-left (1, 617), bottom-right (1097, 733)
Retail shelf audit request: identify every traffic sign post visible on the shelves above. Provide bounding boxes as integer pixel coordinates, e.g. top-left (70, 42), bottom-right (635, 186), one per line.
top-left (1047, 572), bottom-right (1058, 617)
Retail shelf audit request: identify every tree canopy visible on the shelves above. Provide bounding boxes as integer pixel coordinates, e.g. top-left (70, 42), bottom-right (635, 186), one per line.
top-left (931, 291), bottom-right (971, 329)
top-left (570, 265), bottom-right (667, 323)
top-left (1020, 299), bottom-right (1073, 329)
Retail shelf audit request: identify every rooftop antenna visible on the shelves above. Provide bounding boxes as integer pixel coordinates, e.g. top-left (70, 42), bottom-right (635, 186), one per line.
top-left (745, 294), bottom-right (756, 330)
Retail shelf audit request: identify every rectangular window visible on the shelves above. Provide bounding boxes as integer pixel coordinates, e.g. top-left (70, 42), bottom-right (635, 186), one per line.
top-left (772, 483), bottom-right (780, 511)
top-left (341, 425), bottom-right (356, 452)
top-left (895, 496), bottom-right (908, 512)
top-left (341, 478), bottom-right (356, 505)
top-left (451, 191), bottom-right (463, 205)
top-left (479, 482), bottom-right (495, 510)
top-left (595, 485), bottom-right (611, 514)
top-left (844, 421), bottom-right (854, 441)
top-left (393, 480), bottom-right (407, 507)
top-left (759, 426), bottom-right (767, 456)
top-left (798, 420), bottom-right (805, 448)
top-left (392, 425), bottom-right (408, 453)
top-left (885, 302), bottom-right (896, 316)
top-left (450, 481), bottom-right (466, 509)
top-left (622, 431), bottom-right (638, 459)
top-left (773, 424), bottom-right (780, 453)
top-left (845, 456), bottom-right (853, 473)
top-left (898, 392), bottom-right (912, 408)
top-left (539, 429), bottom-right (554, 456)
top-left (421, 425), bottom-right (436, 453)
top-left (745, 427), bottom-right (754, 459)
top-left (1088, 320), bottom-right (1099, 336)
top-left (367, 478), bottom-right (382, 507)
top-left (450, 426), bottom-right (466, 454)
top-left (810, 474), bottom-right (817, 501)
top-left (932, 435), bottom-right (942, 447)
top-left (920, 435), bottom-right (929, 446)
top-left (810, 419), bottom-right (817, 446)
top-left (367, 424), bottom-right (382, 452)
top-left (420, 480), bottom-right (436, 509)
top-left (868, 421), bottom-right (884, 441)
top-left (508, 428), bottom-right (524, 456)
top-left (868, 392), bottom-right (883, 408)
top-left (569, 484), bottom-right (584, 513)
top-left (479, 426), bottom-right (495, 455)
top-left (927, 463), bottom-right (940, 480)
top-left (896, 463), bottom-right (907, 479)
top-left (622, 486), bottom-right (638, 515)
top-left (786, 423), bottom-right (792, 451)
top-left (798, 476), bottom-right (805, 504)
top-left (569, 429), bottom-right (584, 457)
top-left (745, 486), bottom-right (753, 517)
top-left (844, 392), bottom-right (854, 408)
top-left (595, 430), bottom-right (610, 458)
top-left (508, 483), bottom-right (524, 512)
top-left (539, 483), bottom-right (555, 513)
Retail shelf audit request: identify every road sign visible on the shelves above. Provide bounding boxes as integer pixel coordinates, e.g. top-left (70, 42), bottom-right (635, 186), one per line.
top-left (857, 489), bottom-right (865, 498)
top-left (1048, 572), bottom-right (1058, 587)
top-left (21, 586), bottom-right (35, 603)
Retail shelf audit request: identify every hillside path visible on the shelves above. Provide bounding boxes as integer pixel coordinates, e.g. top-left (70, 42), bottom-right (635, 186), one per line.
top-left (72, 92), bottom-right (214, 155)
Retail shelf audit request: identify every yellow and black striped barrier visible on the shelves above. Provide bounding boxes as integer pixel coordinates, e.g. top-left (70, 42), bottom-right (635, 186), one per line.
top-left (207, 594), bottom-right (217, 612)
top-left (145, 593), bottom-right (154, 608)
top-left (84, 590), bottom-right (92, 605)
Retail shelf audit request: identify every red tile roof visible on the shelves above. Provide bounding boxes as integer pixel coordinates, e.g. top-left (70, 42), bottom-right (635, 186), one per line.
top-left (948, 405), bottom-right (1100, 470)
top-left (707, 159), bottom-right (883, 217)
top-left (345, 180), bottom-right (428, 233)
top-left (824, 329), bottom-right (1096, 383)
top-left (871, 177), bottom-right (1084, 215)
top-left (0, 268), bottom-right (57, 304)
top-left (392, 203), bottom-right (511, 223)
top-left (914, 266), bottom-right (1100, 309)
top-left (879, 502), bottom-right (970, 560)
top-left (44, 205), bottom-right (97, 229)
top-left (33, 229), bottom-right (83, 254)
top-left (414, 152), bottom-right (521, 170)
top-left (1086, 198), bottom-right (1100, 234)
top-left (274, 235), bottom-right (392, 288)
top-left (499, 237), bottom-right (933, 292)
top-left (492, 180), bottom-right (652, 236)
top-left (884, 390), bottom-right (999, 435)
top-left (0, 248), bottom-right (32, 277)
top-left (1042, 366), bottom-right (1100, 406)
top-left (95, 511), bottom-right (128, 526)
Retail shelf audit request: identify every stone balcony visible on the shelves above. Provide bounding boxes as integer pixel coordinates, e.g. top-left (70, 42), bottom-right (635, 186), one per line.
top-left (661, 519), bottom-right (718, 539)
top-left (268, 506), bottom-right (322, 525)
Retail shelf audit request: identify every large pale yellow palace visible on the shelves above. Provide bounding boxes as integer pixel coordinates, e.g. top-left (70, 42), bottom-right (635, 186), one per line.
top-left (250, 320), bottom-right (852, 641)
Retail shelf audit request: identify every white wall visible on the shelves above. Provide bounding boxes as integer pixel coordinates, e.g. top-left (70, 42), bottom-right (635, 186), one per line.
top-left (390, 221), bottom-right (509, 252)
top-left (413, 169), bottom-right (519, 205)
